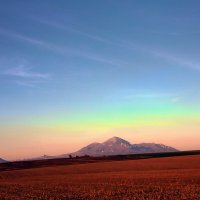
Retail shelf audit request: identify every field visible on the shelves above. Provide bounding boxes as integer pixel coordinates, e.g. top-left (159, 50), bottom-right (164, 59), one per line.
top-left (0, 155), bottom-right (200, 200)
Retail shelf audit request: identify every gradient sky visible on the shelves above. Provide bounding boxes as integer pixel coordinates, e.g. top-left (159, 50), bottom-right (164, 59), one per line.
top-left (1, 0), bottom-right (200, 160)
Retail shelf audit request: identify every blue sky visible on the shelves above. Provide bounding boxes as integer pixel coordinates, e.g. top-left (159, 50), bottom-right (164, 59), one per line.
top-left (1, 1), bottom-right (200, 159)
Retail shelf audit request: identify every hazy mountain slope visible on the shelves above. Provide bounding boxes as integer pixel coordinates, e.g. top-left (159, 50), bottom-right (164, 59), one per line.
top-left (0, 158), bottom-right (8, 163)
top-left (132, 143), bottom-right (177, 153)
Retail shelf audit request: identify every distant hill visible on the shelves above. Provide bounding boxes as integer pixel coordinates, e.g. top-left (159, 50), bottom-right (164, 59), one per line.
top-left (0, 158), bottom-right (8, 163)
top-left (61, 136), bottom-right (178, 157)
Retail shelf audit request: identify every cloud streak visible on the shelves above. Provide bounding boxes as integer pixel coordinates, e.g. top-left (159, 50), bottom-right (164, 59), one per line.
top-left (124, 92), bottom-right (177, 99)
top-left (151, 50), bottom-right (200, 71)
top-left (120, 40), bottom-right (200, 72)
top-left (35, 18), bottom-right (110, 43)
top-left (3, 65), bottom-right (50, 79)
top-left (1, 25), bottom-right (199, 73)
top-left (107, 89), bottom-right (181, 103)
top-left (12, 80), bottom-right (38, 87)
top-left (0, 28), bottom-right (122, 67)
top-left (0, 60), bottom-right (50, 87)
top-left (36, 19), bottom-right (200, 72)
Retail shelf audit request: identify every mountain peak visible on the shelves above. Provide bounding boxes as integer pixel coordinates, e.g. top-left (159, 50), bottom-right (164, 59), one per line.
top-left (107, 136), bottom-right (122, 142)
top-left (104, 136), bottom-right (131, 145)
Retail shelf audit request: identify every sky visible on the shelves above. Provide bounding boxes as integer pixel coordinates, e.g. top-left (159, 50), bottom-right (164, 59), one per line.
top-left (0, 0), bottom-right (200, 160)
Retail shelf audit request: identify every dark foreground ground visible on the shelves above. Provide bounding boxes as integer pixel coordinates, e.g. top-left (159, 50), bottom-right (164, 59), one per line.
top-left (0, 154), bottom-right (200, 200)
top-left (1, 150), bottom-right (200, 172)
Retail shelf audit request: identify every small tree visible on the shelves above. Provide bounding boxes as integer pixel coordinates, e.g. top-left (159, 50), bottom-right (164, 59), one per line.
top-left (69, 154), bottom-right (72, 159)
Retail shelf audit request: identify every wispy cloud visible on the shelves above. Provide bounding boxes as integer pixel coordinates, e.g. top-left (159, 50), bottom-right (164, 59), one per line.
top-left (126, 92), bottom-right (181, 103)
top-left (124, 92), bottom-right (176, 99)
top-left (107, 89), bottom-right (181, 103)
top-left (0, 60), bottom-right (51, 87)
top-left (33, 18), bottom-right (129, 54)
top-left (3, 65), bottom-right (50, 79)
top-left (151, 50), bottom-right (200, 71)
top-left (35, 18), bottom-right (110, 43)
top-left (43, 21), bottom-right (199, 72)
top-left (120, 40), bottom-right (200, 72)
top-left (0, 28), bottom-right (122, 67)
top-left (154, 52), bottom-right (200, 71)
top-left (171, 97), bottom-right (180, 103)
top-left (12, 80), bottom-right (38, 87)
top-left (1, 25), bottom-right (199, 73)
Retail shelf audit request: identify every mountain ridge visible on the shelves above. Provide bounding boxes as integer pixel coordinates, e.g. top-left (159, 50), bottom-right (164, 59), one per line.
top-left (61, 136), bottom-right (178, 157)
top-left (22, 136), bottom-right (178, 160)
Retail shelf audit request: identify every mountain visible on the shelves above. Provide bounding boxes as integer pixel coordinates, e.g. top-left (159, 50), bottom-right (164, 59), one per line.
top-left (69, 136), bottom-right (178, 157)
top-left (26, 136), bottom-right (178, 160)
top-left (0, 158), bottom-right (8, 163)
